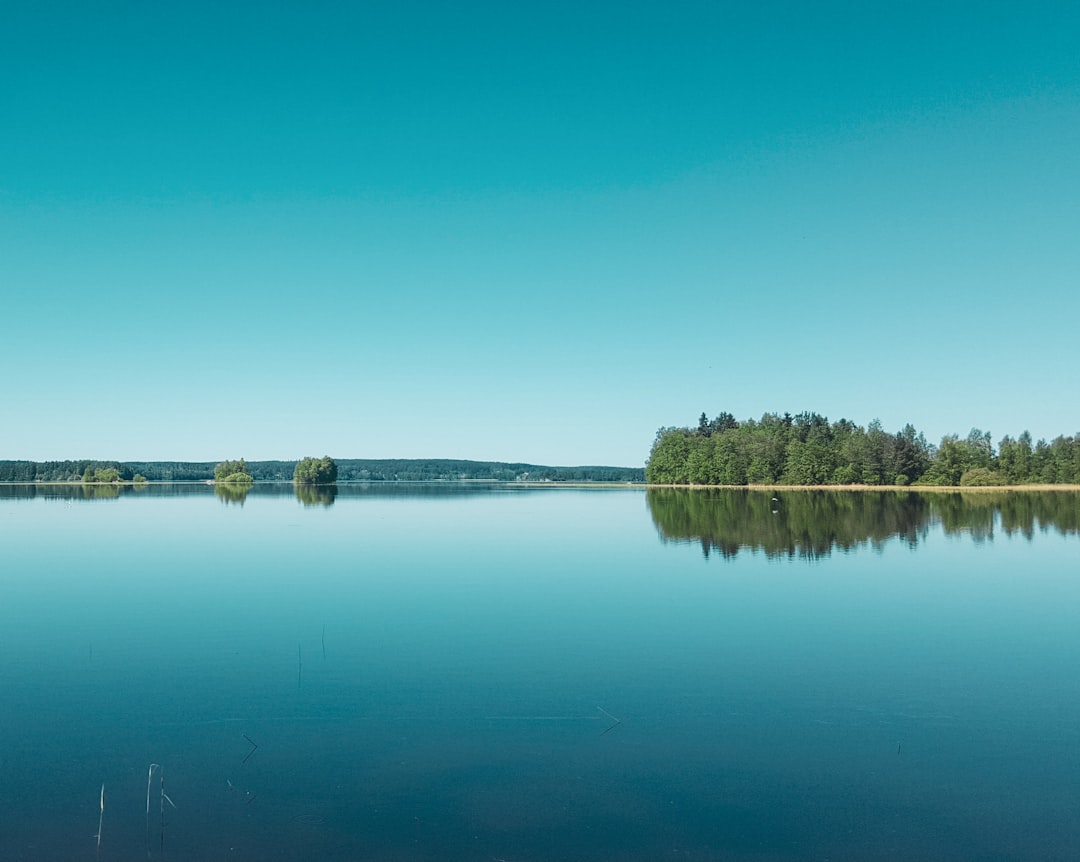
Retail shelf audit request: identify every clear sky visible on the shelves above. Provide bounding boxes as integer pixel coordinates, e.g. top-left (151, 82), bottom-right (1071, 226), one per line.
top-left (2, 1), bottom-right (1078, 466)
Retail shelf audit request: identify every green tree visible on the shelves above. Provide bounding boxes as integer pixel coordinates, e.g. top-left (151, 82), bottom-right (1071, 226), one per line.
top-left (923, 435), bottom-right (966, 485)
top-left (294, 456), bottom-right (338, 485)
top-left (709, 411), bottom-right (739, 434)
top-left (711, 431), bottom-right (749, 484)
top-left (998, 432), bottom-right (1034, 484)
top-left (889, 424), bottom-right (931, 484)
top-left (645, 428), bottom-right (694, 484)
top-left (861, 420), bottom-right (890, 484)
top-left (965, 428), bottom-right (994, 469)
top-left (745, 414), bottom-right (788, 483)
top-left (685, 438), bottom-right (716, 484)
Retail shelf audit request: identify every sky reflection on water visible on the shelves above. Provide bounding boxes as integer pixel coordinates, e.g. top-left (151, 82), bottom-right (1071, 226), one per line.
top-left (1, 485), bottom-right (1078, 860)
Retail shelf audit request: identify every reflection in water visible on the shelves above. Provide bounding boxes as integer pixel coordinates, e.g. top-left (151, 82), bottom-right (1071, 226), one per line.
top-left (4, 483), bottom-right (1077, 554)
top-left (2, 482), bottom-right (1079, 860)
top-left (0, 481), bottom-right (562, 502)
top-left (933, 490), bottom-right (1080, 538)
top-left (78, 483), bottom-right (120, 500)
top-left (214, 483), bottom-right (250, 505)
top-left (647, 488), bottom-right (1080, 559)
top-left (0, 482), bottom-right (127, 502)
top-left (294, 483), bottom-right (337, 507)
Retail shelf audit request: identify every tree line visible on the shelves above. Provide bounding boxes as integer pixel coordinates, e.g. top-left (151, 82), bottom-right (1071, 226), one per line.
top-left (646, 411), bottom-right (1080, 486)
top-left (0, 458), bottom-right (644, 484)
top-left (0, 460), bottom-right (138, 483)
top-left (331, 459), bottom-right (642, 482)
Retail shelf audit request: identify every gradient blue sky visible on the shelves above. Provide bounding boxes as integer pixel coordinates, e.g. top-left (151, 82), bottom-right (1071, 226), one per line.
top-left (3, 1), bottom-right (1078, 466)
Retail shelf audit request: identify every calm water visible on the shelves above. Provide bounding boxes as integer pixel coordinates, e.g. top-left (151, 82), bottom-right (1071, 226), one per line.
top-left (1, 484), bottom-right (1078, 861)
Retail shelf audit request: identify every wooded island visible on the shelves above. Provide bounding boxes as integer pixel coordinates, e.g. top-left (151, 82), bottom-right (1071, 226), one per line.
top-left (294, 456), bottom-right (338, 484)
top-left (214, 459), bottom-right (254, 485)
top-left (646, 412), bottom-right (1080, 486)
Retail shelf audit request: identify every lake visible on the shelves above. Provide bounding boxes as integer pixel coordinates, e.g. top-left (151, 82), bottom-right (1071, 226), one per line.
top-left (2, 484), bottom-right (1078, 861)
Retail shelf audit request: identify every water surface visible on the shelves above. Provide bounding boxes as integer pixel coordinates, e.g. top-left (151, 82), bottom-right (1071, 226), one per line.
top-left (2, 485), bottom-right (1077, 860)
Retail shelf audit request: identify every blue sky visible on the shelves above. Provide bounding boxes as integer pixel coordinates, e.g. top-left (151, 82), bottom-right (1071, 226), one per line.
top-left (2, 1), bottom-right (1078, 466)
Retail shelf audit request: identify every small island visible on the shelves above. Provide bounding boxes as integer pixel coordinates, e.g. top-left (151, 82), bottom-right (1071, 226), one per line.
top-left (293, 456), bottom-right (338, 485)
top-left (214, 459), bottom-right (254, 486)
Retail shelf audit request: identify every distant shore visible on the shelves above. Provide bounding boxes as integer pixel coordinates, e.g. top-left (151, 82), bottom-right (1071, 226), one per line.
top-left (6, 479), bottom-right (1080, 492)
top-left (0, 458), bottom-right (645, 484)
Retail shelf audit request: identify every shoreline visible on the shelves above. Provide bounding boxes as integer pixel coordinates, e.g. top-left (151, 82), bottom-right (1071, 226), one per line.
top-left (644, 483), bottom-right (1080, 492)
top-left (4, 480), bottom-right (1080, 492)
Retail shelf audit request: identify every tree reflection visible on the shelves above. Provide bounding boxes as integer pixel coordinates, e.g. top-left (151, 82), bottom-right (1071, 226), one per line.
top-left (214, 483), bottom-right (250, 506)
top-left (647, 489), bottom-right (1079, 559)
top-left (82, 484), bottom-right (120, 500)
top-left (295, 484), bottom-right (337, 507)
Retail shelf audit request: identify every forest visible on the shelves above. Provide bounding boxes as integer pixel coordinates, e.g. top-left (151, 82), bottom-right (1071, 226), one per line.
top-left (0, 458), bottom-right (645, 484)
top-left (646, 411), bottom-right (1080, 486)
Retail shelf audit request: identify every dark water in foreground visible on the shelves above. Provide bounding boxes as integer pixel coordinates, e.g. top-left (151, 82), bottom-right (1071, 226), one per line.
top-left (1, 484), bottom-right (1078, 861)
